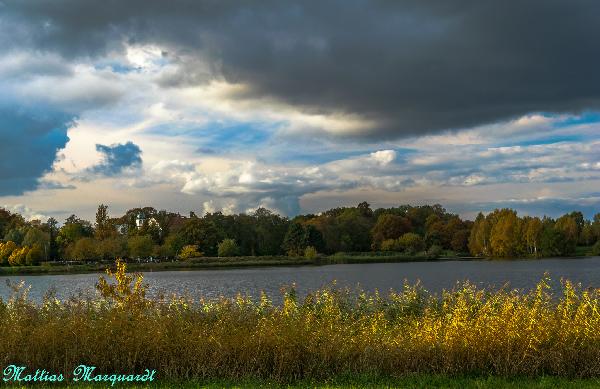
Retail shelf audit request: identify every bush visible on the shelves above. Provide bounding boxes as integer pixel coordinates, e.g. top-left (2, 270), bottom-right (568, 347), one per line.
top-left (304, 246), bottom-right (317, 259)
top-left (380, 238), bottom-right (401, 252)
top-left (178, 245), bottom-right (203, 260)
top-left (591, 241), bottom-right (600, 256)
top-left (397, 233), bottom-right (425, 254)
top-left (218, 239), bottom-right (240, 257)
top-left (427, 244), bottom-right (443, 257)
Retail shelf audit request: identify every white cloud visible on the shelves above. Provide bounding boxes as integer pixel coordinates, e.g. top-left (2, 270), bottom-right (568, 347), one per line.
top-left (369, 150), bottom-right (396, 166)
top-left (2, 204), bottom-right (47, 221)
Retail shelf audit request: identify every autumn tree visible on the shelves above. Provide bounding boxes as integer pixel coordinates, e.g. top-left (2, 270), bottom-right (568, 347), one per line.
top-left (371, 214), bottom-right (412, 249)
top-left (524, 217), bottom-right (543, 256)
top-left (469, 213), bottom-right (490, 256)
top-left (489, 209), bottom-right (524, 258)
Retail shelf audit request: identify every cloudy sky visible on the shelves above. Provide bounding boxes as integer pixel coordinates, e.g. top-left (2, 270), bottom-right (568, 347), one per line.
top-left (1, 0), bottom-right (600, 222)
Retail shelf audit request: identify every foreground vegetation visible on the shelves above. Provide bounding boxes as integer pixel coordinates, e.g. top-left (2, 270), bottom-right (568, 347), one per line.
top-left (4, 375), bottom-right (600, 388)
top-left (1, 261), bottom-right (600, 386)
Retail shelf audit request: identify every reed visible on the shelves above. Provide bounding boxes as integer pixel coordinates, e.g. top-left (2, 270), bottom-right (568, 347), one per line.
top-left (1, 261), bottom-right (599, 382)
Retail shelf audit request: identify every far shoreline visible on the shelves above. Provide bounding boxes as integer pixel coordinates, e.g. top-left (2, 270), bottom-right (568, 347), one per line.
top-left (0, 253), bottom-right (596, 277)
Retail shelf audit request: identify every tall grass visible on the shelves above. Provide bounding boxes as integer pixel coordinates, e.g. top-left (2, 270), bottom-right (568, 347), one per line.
top-left (1, 261), bottom-right (600, 382)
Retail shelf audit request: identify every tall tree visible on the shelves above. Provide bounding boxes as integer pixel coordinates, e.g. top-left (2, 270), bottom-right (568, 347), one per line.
top-left (45, 217), bottom-right (59, 261)
top-left (95, 204), bottom-right (115, 240)
top-left (524, 217), bottom-right (543, 256)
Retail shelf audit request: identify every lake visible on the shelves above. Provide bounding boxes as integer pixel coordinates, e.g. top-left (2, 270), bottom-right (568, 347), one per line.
top-left (2, 256), bottom-right (600, 302)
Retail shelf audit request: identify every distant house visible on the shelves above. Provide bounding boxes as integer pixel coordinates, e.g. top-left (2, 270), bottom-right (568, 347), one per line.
top-left (136, 213), bottom-right (161, 230)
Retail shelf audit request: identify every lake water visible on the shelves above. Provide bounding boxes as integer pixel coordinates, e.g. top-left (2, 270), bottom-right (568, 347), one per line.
top-left (2, 256), bottom-right (600, 302)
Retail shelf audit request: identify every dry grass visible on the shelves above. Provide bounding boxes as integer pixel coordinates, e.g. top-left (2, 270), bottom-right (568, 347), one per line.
top-left (1, 261), bottom-right (600, 382)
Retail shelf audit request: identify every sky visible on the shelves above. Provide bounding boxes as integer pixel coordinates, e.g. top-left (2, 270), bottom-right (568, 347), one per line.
top-left (1, 0), bottom-right (600, 222)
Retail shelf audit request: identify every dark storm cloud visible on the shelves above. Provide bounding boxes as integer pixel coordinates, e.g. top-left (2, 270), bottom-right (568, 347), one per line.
top-left (0, 106), bottom-right (72, 195)
top-left (89, 141), bottom-right (142, 176)
top-left (3, 1), bottom-right (600, 137)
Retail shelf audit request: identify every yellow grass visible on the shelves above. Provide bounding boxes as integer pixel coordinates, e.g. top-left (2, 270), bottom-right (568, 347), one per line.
top-left (1, 260), bottom-right (599, 382)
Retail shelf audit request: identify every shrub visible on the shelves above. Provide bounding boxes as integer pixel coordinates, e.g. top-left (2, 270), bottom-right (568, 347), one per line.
top-left (397, 232), bottom-right (425, 254)
top-left (591, 240), bottom-right (600, 256)
top-left (304, 246), bottom-right (317, 259)
top-left (178, 245), bottom-right (203, 260)
top-left (218, 239), bottom-right (240, 257)
top-left (427, 244), bottom-right (443, 257)
top-left (380, 238), bottom-right (401, 252)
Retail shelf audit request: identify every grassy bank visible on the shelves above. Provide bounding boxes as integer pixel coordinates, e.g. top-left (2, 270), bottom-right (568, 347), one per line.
top-left (0, 249), bottom-right (596, 277)
top-left (1, 261), bottom-right (600, 384)
top-left (0, 252), bottom-right (442, 276)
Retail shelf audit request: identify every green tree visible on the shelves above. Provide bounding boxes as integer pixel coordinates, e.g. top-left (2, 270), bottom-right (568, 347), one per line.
top-left (22, 227), bottom-right (49, 260)
top-left (26, 243), bottom-right (45, 265)
top-left (163, 233), bottom-right (186, 258)
top-left (218, 238), bottom-right (240, 257)
top-left (70, 237), bottom-right (100, 261)
top-left (95, 204), bottom-right (115, 240)
top-left (581, 221), bottom-right (596, 246)
top-left (282, 223), bottom-right (306, 256)
top-left (127, 235), bottom-right (154, 259)
top-left (98, 237), bottom-right (127, 260)
top-left (252, 208), bottom-right (289, 256)
top-left (4, 228), bottom-right (25, 245)
top-left (180, 217), bottom-right (224, 256)
top-left (45, 217), bottom-right (59, 260)
top-left (554, 215), bottom-right (578, 254)
top-left (540, 227), bottom-right (571, 257)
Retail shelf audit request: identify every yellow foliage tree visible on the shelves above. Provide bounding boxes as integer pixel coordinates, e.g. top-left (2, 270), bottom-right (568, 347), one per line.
top-left (178, 245), bottom-right (203, 260)
top-left (8, 246), bottom-right (30, 266)
top-left (0, 241), bottom-right (17, 265)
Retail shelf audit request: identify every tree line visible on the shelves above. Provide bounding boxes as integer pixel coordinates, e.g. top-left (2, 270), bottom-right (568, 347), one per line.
top-left (0, 202), bottom-right (599, 266)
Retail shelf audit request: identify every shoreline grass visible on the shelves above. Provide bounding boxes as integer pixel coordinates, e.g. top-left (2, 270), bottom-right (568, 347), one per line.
top-left (0, 251), bottom-right (594, 277)
top-left (0, 253), bottom-right (446, 276)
